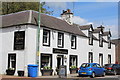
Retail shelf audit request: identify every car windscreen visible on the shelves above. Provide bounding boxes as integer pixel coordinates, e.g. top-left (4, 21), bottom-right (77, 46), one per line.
top-left (104, 64), bottom-right (113, 67)
top-left (81, 63), bottom-right (90, 68)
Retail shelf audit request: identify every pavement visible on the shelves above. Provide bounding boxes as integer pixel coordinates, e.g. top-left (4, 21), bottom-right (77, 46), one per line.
top-left (1, 74), bottom-right (120, 80)
top-left (1, 73), bottom-right (77, 79)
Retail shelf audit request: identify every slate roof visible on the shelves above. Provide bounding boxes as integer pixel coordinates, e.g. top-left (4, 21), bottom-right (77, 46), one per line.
top-left (112, 38), bottom-right (120, 45)
top-left (79, 24), bottom-right (93, 30)
top-left (102, 31), bottom-right (111, 37)
top-left (93, 28), bottom-right (102, 33)
top-left (1, 10), bottom-right (86, 37)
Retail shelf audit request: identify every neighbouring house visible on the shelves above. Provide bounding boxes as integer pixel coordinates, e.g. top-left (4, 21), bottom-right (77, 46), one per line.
top-left (112, 38), bottom-right (120, 64)
top-left (0, 9), bottom-right (115, 76)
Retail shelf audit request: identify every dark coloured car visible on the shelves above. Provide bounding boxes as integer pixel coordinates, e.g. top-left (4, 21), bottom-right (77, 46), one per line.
top-left (104, 64), bottom-right (120, 75)
top-left (78, 63), bottom-right (106, 78)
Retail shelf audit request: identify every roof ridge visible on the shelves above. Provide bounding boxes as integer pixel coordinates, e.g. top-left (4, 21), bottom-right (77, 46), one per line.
top-left (1, 10), bottom-right (33, 16)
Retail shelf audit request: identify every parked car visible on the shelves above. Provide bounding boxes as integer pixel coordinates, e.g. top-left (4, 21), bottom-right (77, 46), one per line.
top-left (78, 63), bottom-right (106, 78)
top-left (104, 64), bottom-right (120, 75)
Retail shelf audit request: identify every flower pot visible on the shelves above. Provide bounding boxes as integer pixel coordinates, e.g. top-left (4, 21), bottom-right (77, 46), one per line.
top-left (6, 70), bottom-right (15, 75)
top-left (41, 69), bottom-right (53, 76)
top-left (70, 68), bottom-right (77, 74)
top-left (17, 70), bottom-right (24, 76)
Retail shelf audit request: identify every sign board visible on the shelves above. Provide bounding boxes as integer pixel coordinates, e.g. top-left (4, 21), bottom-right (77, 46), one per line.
top-left (14, 31), bottom-right (25, 50)
top-left (59, 65), bottom-right (67, 78)
top-left (53, 48), bottom-right (68, 54)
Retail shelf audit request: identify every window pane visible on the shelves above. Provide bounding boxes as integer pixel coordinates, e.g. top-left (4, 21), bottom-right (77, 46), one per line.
top-left (43, 29), bottom-right (50, 46)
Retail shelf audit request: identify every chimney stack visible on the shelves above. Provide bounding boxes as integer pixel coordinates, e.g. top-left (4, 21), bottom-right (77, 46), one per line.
top-left (97, 25), bottom-right (105, 31)
top-left (61, 9), bottom-right (73, 25)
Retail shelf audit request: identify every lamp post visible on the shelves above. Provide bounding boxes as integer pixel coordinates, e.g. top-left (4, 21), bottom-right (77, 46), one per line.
top-left (36, 1), bottom-right (41, 76)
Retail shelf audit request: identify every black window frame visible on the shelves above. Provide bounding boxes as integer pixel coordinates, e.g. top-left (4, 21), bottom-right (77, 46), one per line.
top-left (88, 31), bottom-right (93, 45)
top-left (43, 29), bottom-right (50, 46)
top-left (71, 35), bottom-right (77, 49)
top-left (88, 52), bottom-right (93, 63)
top-left (40, 53), bottom-right (52, 69)
top-left (99, 34), bottom-right (103, 47)
top-left (99, 53), bottom-right (103, 67)
top-left (108, 36), bottom-right (111, 49)
top-left (8, 54), bottom-right (16, 69)
top-left (108, 54), bottom-right (111, 64)
top-left (69, 55), bottom-right (78, 68)
top-left (57, 32), bottom-right (64, 48)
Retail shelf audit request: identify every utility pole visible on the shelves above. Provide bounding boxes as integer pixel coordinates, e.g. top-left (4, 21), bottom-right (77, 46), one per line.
top-left (36, 1), bottom-right (41, 76)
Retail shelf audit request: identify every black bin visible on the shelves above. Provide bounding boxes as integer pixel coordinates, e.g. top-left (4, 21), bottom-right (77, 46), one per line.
top-left (17, 70), bottom-right (24, 76)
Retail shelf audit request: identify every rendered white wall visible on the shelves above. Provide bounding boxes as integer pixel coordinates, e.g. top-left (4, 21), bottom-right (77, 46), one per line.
top-left (1, 24), bottom-right (115, 76)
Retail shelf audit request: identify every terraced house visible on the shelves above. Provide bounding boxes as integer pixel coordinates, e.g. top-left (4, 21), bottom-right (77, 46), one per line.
top-left (0, 9), bottom-right (115, 76)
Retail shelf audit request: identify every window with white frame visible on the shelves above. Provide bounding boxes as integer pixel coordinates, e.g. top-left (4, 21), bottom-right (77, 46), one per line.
top-left (99, 34), bottom-right (103, 47)
top-left (58, 32), bottom-right (64, 47)
top-left (43, 29), bottom-right (50, 46)
top-left (71, 35), bottom-right (76, 49)
top-left (89, 31), bottom-right (93, 45)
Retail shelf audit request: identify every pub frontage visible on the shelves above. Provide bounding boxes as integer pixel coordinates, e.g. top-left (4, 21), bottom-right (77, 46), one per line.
top-left (0, 10), bottom-right (115, 76)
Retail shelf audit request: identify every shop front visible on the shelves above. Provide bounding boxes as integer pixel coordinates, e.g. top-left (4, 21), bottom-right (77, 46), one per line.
top-left (53, 48), bottom-right (68, 75)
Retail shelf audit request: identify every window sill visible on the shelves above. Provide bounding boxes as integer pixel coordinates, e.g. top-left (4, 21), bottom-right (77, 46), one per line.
top-left (43, 43), bottom-right (50, 47)
top-left (58, 45), bottom-right (63, 48)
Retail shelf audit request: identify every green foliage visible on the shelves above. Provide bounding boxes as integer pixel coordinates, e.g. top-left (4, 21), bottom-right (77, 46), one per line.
top-left (2, 2), bottom-right (52, 15)
top-left (70, 66), bottom-right (77, 69)
top-left (43, 66), bottom-right (52, 70)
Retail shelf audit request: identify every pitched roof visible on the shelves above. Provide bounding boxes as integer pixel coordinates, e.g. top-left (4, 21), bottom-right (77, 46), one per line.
top-left (79, 24), bottom-right (93, 30)
top-left (93, 28), bottom-right (101, 33)
top-left (102, 31), bottom-right (111, 37)
top-left (1, 10), bottom-right (86, 37)
top-left (112, 38), bottom-right (120, 45)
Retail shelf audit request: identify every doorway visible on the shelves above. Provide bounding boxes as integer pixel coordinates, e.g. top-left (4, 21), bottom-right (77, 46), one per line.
top-left (57, 55), bottom-right (63, 69)
top-left (99, 54), bottom-right (103, 67)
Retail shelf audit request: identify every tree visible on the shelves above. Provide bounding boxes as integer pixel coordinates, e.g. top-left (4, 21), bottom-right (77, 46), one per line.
top-left (2, 2), bottom-right (52, 15)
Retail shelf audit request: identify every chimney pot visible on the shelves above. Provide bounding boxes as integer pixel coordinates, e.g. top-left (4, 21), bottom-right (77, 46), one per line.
top-left (67, 9), bottom-right (71, 13)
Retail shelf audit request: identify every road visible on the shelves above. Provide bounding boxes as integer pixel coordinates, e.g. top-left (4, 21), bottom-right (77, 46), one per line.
top-left (1, 75), bottom-right (120, 80)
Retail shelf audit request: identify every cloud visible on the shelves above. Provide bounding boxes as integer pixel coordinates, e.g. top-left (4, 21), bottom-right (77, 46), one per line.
top-left (58, 16), bottom-right (93, 25)
top-left (72, 16), bottom-right (93, 25)
top-left (105, 25), bottom-right (118, 39)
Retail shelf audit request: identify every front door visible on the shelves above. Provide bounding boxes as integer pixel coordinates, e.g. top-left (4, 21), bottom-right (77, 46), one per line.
top-left (57, 55), bottom-right (63, 69)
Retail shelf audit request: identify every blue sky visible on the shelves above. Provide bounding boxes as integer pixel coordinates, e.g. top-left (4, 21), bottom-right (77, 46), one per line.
top-left (43, 2), bottom-right (118, 39)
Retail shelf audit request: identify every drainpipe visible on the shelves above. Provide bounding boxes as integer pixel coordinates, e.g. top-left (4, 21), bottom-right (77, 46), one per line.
top-left (36, 1), bottom-right (41, 76)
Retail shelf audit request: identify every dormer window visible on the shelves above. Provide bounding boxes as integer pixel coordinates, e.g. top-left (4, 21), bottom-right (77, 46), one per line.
top-left (108, 36), bottom-right (111, 49)
top-left (89, 31), bottom-right (93, 45)
top-left (99, 34), bottom-right (103, 47)
top-left (58, 32), bottom-right (64, 48)
top-left (71, 35), bottom-right (76, 49)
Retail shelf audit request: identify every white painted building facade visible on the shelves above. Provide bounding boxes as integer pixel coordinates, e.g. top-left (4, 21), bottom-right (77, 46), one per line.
top-left (0, 10), bottom-right (115, 76)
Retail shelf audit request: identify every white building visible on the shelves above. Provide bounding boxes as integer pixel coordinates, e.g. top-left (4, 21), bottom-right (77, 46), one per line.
top-left (0, 10), bottom-right (115, 76)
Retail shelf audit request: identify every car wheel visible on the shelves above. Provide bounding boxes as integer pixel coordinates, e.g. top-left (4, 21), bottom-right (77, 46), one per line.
top-left (90, 72), bottom-right (95, 78)
top-left (114, 71), bottom-right (117, 75)
top-left (78, 74), bottom-right (81, 77)
top-left (102, 72), bottom-right (106, 77)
